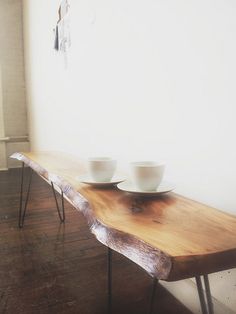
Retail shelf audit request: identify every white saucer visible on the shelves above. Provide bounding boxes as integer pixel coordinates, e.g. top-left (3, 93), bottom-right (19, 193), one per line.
top-left (76, 175), bottom-right (125, 187)
top-left (117, 180), bottom-right (175, 196)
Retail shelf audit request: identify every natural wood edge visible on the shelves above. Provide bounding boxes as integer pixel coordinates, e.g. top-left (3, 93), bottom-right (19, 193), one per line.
top-left (11, 152), bottom-right (49, 178)
top-left (10, 152), bottom-right (173, 280)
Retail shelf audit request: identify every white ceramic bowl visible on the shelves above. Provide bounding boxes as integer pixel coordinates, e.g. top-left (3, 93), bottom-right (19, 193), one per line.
top-left (130, 161), bottom-right (165, 191)
top-left (88, 157), bottom-right (117, 182)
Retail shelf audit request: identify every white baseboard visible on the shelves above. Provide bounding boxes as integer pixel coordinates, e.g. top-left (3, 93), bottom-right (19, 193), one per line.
top-left (161, 278), bottom-right (235, 314)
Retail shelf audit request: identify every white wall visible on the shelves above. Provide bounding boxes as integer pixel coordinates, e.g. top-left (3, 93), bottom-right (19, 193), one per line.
top-left (0, 0), bottom-right (29, 169)
top-left (23, 1), bottom-right (236, 312)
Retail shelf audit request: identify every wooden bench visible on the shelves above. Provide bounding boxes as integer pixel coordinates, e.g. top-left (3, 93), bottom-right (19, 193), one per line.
top-left (11, 151), bottom-right (236, 314)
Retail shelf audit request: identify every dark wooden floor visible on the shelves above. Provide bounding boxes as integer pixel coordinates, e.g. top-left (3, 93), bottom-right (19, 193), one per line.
top-left (0, 168), bottom-right (193, 314)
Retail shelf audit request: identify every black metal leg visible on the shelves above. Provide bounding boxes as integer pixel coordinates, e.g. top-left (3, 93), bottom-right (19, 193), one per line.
top-left (108, 247), bottom-right (112, 314)
top-left (19, 163), bottom-right (33, 228)
top-left (19, 162), bottom-right (25, 227)
top-left (51, 182), bottom-right (65, 223)
top-left (196, 275), bottom-right (215, 314)
top-left (196, 276), bottom-right (208, 314)
top-left (204, 275), bottom-right (214, 314)
top-left (148, 277), bottom-right (158, 314)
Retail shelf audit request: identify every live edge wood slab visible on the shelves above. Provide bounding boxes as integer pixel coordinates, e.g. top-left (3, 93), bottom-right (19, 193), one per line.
top-left (11, 152), bottom-right (236, 282)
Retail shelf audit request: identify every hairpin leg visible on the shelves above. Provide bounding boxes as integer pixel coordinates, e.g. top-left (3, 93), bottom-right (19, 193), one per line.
top-left (19, 162), bottom-right (33, 228)
top-left (196, 276), bottom-right (208, 314)
top-left (51, 182), bottom-right (65, 223)
top-left (203, 275), bottom-right (214, 314)
top-left (108, 247), bottom-right (113, 314)
top-left (148, 277), bottom-right (158, 314)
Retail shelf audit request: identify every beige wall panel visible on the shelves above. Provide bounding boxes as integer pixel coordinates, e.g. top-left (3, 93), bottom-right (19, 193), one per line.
top-left (0, 0), bottom-right (28, 168)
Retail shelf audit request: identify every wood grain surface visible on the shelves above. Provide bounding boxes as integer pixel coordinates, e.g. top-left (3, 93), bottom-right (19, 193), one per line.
top-left (11, 152), bottom-right (236, 281)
